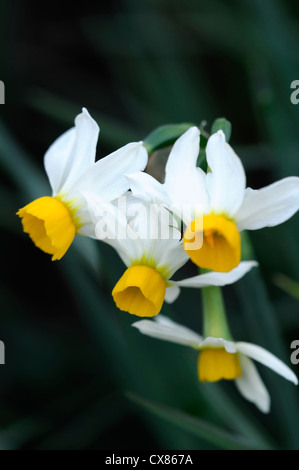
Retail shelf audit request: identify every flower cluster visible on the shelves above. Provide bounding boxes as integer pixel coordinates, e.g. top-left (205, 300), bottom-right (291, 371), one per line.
top-left (17, 109), bottom-right (299, 412)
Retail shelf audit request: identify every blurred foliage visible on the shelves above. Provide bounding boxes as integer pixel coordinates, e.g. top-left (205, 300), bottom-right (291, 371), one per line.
top-left (1, 0), bottom-right (299, 450)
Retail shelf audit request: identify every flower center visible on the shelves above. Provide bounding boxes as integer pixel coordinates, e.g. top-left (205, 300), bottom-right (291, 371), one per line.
top-left (17, 196), bottom-right (78, 260)
top-left (198, 348), bottom-right (242, 382)
top-left (183, 213), bottom-right (241, 272)
top-left (112, 265), bottom-right (166, 317)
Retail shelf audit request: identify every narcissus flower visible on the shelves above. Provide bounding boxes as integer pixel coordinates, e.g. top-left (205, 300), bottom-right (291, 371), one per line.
top-left (133, 315), bottom-right (298, 412)
top-left (17, 108), bottom-right (148, 260)
top-left (127, 127), bottom-right (299, 273)
top-left (84, 194), bottom-right (257, 317)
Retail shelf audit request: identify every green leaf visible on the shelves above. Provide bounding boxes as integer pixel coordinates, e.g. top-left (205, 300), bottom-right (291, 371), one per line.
top-left (126, 392), bottom-right (267, 450)
top-left (211, 117), bottom-right (232, 142)
top-left (0, 418), bottom-right (50, 450)
top-left (273, 273), bottom-right (299, 302)
top-left (143, 123), bottom-right (195, 155)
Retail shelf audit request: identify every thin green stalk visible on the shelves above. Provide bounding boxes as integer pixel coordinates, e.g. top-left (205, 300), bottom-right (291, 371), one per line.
top-left (201, 285), bottom-right (233, 340)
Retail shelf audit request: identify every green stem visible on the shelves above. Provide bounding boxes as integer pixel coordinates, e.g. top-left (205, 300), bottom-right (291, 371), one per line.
top-left (201, 285), bottom-right (233, 340)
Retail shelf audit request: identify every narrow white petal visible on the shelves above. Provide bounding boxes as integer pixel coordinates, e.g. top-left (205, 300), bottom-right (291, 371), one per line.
top-left (74, 207), bottom-right (97, 238)
top-left (126, 202), bottom-right (188, 277)
top-left (235, 355), bottom-right (270, 413)
top-left (112, 191), bottom-right (142, 216)
top-left (164, 127), bottom-right (209, 211)
top-left (145, 204), bottom-right (188, 276)
top-left (236, 177), bottom-right (299, 231)
top-left (132, 315), bottom-right (203, 348)
top-left (44, 128), bottom-right (75, 195)
top-left (125, 200), bottom-right (165, 261)
top-left (165, 126), bottom-right (200, 180)
top-left (73, 142), bottom-right (148, 202)
top-left (200, 337), bottom-right (237, 353)
top-left (126, 171), bottom-right (169, 204)
top-left (44, 108), bottom-right (99, 195)
top-left (236, 342), bottom-right (298, 385)
top-left (164, 285), bottom-right (181, 303)
top-left (128, 200), bottom-right (173, 241)
top-left (174, 261), bottom-right (258, 288)
top-left (161, 242), bottom-right (189, 279)
top-left (82, 192), bottom-right (138, 265)
top-left (77, 221), bottom-right (97, 238)
top-left (205, 130), bottom-right (246, 216)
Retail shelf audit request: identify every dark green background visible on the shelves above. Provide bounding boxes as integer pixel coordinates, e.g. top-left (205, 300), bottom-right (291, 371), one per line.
top-left (1, 0), bottom-right (299, 450)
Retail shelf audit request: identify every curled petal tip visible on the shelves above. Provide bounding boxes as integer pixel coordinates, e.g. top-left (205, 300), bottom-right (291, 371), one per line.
top-left (215, 129), bottom-right (225, 139)
top-left (133, 141), bottom-right (145, 148)
top-left (187, 126), bottom-right (200, 136)
top-left (79, 107), bottom-right (92, 119)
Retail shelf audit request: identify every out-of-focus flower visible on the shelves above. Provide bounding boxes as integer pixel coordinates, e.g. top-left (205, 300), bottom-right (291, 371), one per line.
top-left (133, 315), bottom-right (298, 412)
top-left (127, 127), bottom-right (299, 272)
top-left (17, 108), bottom-right (148, 260)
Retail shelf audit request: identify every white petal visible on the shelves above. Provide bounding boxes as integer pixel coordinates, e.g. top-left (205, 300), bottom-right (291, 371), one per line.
top-left (44, 128), bottom-right (75, 195)
top-left (126, 171), bottom-right (169, 204)
top-left (44, 108), bottom-right (99, 195)
top-left (82, 192), bottom-right (138, 266)
top-left (205, 131), bottom-right (246, 216)
top-left (174, 261), bottom-right (258, 288)
top-left (74, 207), bottom-right (97, 238)
top-left (72, 142), bottom-right (148, 202)
top-left (128, 201), bottom-right (172, 241)
top-left (164, 127), bottom-right (209, 211)
top-left (164, 285), bottom-right (181, 303)
top-left (127, 202), bottom-right (188, 277)
top-left (145, 205), bottom-right (188, 275)
top-left (125, 200), bottom-right (163, 258)
top-left (161, 242), bottom-right (189, 278)
top-left (165, 126), bottom-right (199, 180)
top-left (236, 177), bottom-right (299, 231)
top-left (132, 315), bottom-right (203, 349)
top-left (199, 337), bottom-right (237, 353)
top-left (115, 191), bottom-right (149, 218)
top-left (236, 342), bottom-right (298, 385)
top-left (235, 355), bottom-right (270, 413)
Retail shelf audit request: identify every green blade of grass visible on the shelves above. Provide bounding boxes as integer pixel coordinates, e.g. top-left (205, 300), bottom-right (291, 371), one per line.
top-left (126, 392), bottom-right (272, 450)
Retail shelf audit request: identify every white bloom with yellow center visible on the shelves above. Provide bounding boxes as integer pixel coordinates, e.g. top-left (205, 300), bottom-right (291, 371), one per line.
top-left (133, 315), bottom-right (298, 413)
top-left (84, 193), bottom-right (257, 317)
top-left (17, 108), bottom-right (148, 260)
top-left (127, 127), bottom-right (299, 273)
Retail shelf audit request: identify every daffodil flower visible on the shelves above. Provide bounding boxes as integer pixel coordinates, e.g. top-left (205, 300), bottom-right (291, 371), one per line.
top-left (17, 108), bottom-right (148, 260)
top-left (127, 127), bottom-right (299, 273)
top-left (84, 194), bottom-right (257, 317)
top-left (133, 315), bottom-right (298, 412)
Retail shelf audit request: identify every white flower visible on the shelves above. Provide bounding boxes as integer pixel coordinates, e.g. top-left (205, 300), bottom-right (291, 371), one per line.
top-left (133, 315), bottom-right (298, 413)
top-left (17, 108), bottom-right (148, 260)
top-left (84, 193), bottom-right (257, 316)
top-left (127, 127), bottom-right (299, 273)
